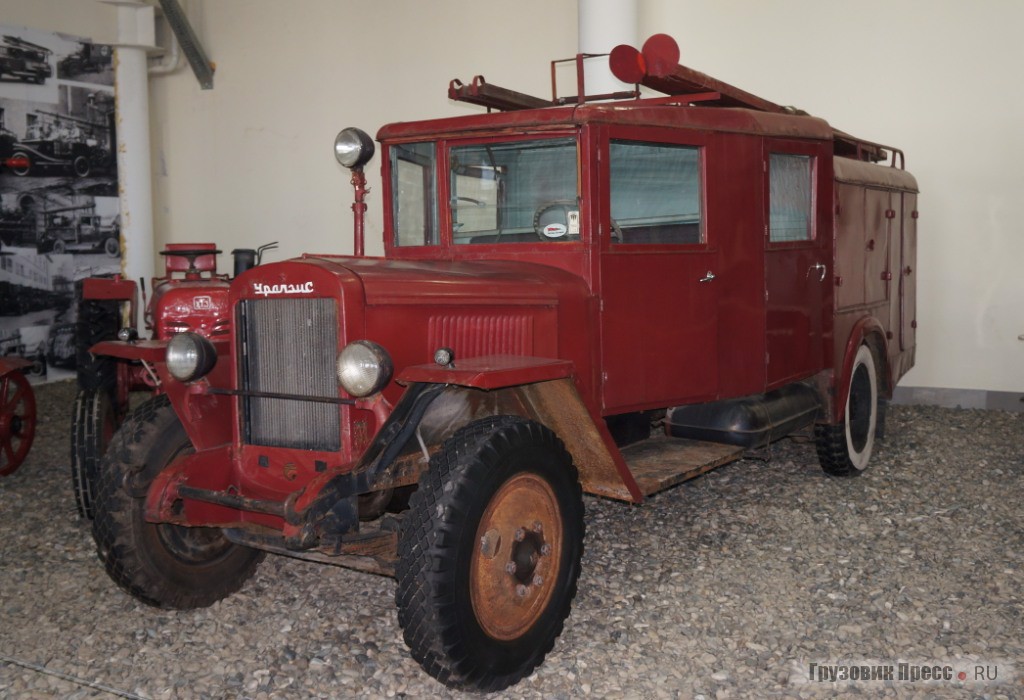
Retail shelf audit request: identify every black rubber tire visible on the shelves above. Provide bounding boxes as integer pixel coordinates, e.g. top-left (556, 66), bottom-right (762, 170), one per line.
top-left (91, 395), bottom-right (264, 608)
top-left (815, 344), bottom-right (878, 477)
top-left (9, 151), bottom-right (30, 176)
top-left (72, 155), bottom-right (90, 178)
top-left (52, 238), bottom-right (66, 254)
top-left (27, 352), bottom-right (46, 377)
top-left (875, 398), bottom-right (889, 440)
top-left (74, 279), bottom-right (119, 396)
top-left (71, 389), bottom-right (119, 519)
top-left (396, 416), bottom-right (584, 692)
top-left (102, 237), bottom-right (119, 257)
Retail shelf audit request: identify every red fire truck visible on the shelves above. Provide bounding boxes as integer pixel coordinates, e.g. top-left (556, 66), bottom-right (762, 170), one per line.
top-left (88, 36), bottom-right (917, 691)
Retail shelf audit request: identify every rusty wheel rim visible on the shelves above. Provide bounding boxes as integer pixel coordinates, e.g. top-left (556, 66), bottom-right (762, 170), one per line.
top-left (470, 472), bottom-right (563, 641)
top-left (0, 370), bottom-right (36, 476)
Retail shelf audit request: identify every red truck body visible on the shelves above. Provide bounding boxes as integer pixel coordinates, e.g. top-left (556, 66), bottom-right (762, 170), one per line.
top-left (87, 37), bottom-right (917, 691)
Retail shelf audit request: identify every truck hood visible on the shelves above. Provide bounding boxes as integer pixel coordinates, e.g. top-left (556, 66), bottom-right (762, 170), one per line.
top-left (298, 255), bottom-right (585, 306)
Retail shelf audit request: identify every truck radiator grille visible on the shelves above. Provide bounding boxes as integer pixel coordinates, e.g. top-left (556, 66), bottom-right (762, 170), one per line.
top-left (239, 298), bottom-right (341, 451)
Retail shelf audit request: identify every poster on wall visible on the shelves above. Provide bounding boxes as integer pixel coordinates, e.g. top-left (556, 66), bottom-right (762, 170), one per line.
top-left (0, 25), bottom-right (119, 383)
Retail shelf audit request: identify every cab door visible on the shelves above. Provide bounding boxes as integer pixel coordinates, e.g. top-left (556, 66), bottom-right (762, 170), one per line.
top-left (599, 131), bottom-right (719, 413)
top-left (763, 140), bottom-right (832, 388)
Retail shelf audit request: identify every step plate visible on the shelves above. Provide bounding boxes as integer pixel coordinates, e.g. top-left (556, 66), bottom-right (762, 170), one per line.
top-left (622, 434), bottom-right (745, 496)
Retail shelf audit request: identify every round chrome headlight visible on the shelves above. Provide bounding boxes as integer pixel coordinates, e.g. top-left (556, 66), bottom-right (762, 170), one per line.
top-left (166, 332), bottom-right (217, 383)
top-left (334, 127), bottom-right (375, 169)
top-left (337, 340), bottom-right (393, 397)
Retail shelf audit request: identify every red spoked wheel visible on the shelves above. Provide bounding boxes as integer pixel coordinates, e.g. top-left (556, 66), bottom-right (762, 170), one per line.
top-left (0, 366), bottom-right (36, 476)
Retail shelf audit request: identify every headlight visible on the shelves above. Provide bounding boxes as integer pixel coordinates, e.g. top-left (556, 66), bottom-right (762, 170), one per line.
top-left (166, 332), bottom-right (217, 382)
top-left (337, 340), bottom-right (393, 397)
top-left (333, 127), bottom-right (375, 169)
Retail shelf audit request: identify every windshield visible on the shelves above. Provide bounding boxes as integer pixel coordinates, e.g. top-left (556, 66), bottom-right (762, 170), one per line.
top-left (450, 138), bottom-right (578, 245)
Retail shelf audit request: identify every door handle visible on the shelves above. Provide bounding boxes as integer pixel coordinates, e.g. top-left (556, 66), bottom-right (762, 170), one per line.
top-left (808, 263), bottom-right (827, 282)
top-left (699, 271), bottom-right (716, 283)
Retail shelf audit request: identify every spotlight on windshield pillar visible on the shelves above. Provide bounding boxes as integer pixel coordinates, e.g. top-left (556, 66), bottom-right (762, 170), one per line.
top-left (334, 127), bottom-right (375, 170)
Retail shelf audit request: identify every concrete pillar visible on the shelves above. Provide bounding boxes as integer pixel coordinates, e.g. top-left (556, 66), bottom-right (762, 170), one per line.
top-left (578, 0), bottom-right (639, 96)
top-left (104, 0), bottom-right (157, 333)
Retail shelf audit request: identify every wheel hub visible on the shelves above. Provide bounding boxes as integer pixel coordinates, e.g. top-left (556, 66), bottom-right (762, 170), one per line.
top-left (471, 473), bottom-right (563, 641)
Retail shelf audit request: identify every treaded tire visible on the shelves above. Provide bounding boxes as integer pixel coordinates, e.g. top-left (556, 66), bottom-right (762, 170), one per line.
top-left (815, 344), bottom-right (878, 477)
top-left (74, 279), bottom-right (119, 395)
top-left (396, 416), bottom-right (585, 692)
top-left (71, 389), bottom-right (118, 519)
top-left (91, 394), bottom-right (264, 608)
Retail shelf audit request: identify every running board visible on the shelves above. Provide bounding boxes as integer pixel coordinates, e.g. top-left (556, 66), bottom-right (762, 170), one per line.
top-left (622, 435), bottom-right (745, 496)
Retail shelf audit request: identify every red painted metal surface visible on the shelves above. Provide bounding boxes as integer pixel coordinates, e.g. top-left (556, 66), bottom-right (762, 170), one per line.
top-left (350, 168), bottom-right (369, 257)
top-left (82, 276), bottom-right (137, 301)
top-left (90, 35), bottom-right (917, 540)
top-left (0, 358), bottom-right (36, 476)
top-left (397, 356), bottom-right (574, 390)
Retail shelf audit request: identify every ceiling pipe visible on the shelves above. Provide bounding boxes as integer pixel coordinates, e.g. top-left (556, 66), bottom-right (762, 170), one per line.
top-left (578, 0), bottom-right (639, 96)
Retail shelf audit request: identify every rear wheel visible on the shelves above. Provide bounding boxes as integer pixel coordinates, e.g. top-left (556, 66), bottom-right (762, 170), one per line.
top-left (92, 395), bottom-right (263, 608)
top-left (815, 344), bottom-right (878, 476)
top-left (72, 155), bottom-right (90, 177)
top-left (71, 389), bottom-right (118, 518)
top-left (396, 416), bottom-right (584, 692)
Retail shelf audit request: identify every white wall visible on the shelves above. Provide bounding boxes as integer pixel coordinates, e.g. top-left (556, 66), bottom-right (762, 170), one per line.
top-left (641, 1), bottom-right (1024, 393)
top-left (147, 0), bottom-right (578, 265)
top-left (4, 0), bottom-right (1022, 394)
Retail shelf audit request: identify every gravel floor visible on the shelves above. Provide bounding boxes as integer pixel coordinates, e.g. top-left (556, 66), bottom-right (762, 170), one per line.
top-left (1, 379), bottom-right (1022, 699)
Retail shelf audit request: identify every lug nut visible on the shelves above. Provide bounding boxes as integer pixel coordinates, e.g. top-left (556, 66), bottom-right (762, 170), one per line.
top-left (541, 543), bottom-right (552, 557)
top-left (516, 584), bottom-right (528, 597)
top-left (532, 575), bottom-right (543, 587)
top-left (532, 520), bottom-right (543, 533)
top-left (514, 528), bottom-right (525, 542)
top-left (505, 561), bottom-right (517, 574)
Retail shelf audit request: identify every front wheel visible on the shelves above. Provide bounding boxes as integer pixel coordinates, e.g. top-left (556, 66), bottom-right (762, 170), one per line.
top-left (91, 395), bottom-right (264, 608)
top-left (396, 416), bottom-right (584, 692)
top-left (815, 344), bottom-right (879, 476)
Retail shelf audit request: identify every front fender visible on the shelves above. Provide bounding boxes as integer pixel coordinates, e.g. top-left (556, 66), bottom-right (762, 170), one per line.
top-left (93, 338), bottom-right (234, 452)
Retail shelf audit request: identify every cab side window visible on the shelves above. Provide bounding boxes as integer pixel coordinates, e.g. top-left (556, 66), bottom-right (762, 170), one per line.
top-left (391, 142), bottom-right (439, 247)
top-left (609, 140), bottom-right (702, 245)
top-left (768, 153), bottom-right (814, 242)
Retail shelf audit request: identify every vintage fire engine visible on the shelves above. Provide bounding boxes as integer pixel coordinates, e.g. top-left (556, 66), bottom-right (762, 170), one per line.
top-left (0, 34), bottom-right (52, 84)
top-left (72, 242), bottom-right (276, 518)
top-left (88, 36), bottom-right (917, 691)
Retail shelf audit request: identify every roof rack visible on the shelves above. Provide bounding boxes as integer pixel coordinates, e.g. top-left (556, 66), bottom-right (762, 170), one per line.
top-left (2, 35), bottom-right (52, 54)
top-left (447, 33), bottom-right (902, 166)
top-left (448, 76), bottom-right (555, 112)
